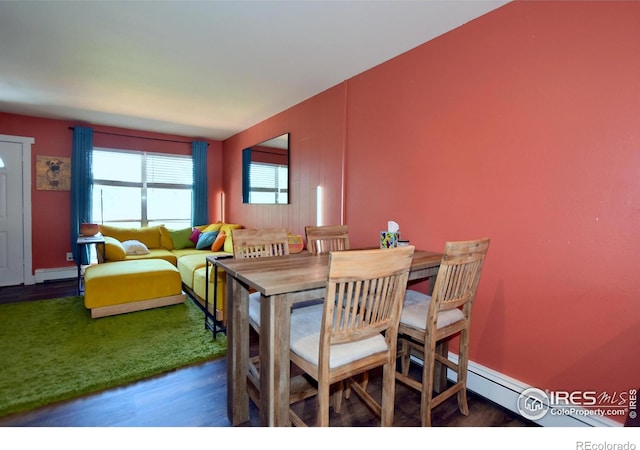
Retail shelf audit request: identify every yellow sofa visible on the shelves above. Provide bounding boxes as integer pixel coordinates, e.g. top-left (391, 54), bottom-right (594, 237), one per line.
top-left (96, 222), bottom-right (243, 321)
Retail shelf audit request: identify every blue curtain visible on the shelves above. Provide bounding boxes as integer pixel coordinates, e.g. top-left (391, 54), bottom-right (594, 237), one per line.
top-left (192, 141), bottom-right (209, 226)
top-left (71, 126), bottom-right (93, 264)
top-left (242, 148), bottom-right (251, 204)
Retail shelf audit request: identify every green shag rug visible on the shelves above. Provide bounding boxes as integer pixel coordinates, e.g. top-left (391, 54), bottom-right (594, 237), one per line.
top-left (0, 296), bottom-right (227, 417)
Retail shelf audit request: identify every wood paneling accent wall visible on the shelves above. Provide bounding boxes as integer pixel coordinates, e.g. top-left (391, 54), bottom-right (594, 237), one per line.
top-left (223, 84), bottom-right (346, 235)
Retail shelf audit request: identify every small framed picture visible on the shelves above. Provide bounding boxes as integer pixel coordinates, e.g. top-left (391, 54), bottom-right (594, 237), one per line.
top-left (36, 156), bottom-right (71, 191)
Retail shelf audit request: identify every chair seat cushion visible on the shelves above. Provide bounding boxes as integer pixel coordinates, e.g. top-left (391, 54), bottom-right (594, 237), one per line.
top-left (289, 304), bottom-right (388, 369)
top-left (400, 290), bottom-right (465, 330)
top-left (250, 294), bottom-right (324, 329)
top-left (248, 291), bottom-right (261, 326)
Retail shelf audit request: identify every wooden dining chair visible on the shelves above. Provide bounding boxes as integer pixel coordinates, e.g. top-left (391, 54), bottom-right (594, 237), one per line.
top-left (232, 227), bottom-right (290, 333)
top-left (231, 227), bottom-right (289, 406)
top-left (304, 225), bottom-right (350, 254)
top-left (305, 225), bottom-right (361, 398)
top-left (232, 228), bottom-right (290, 261)
top-left (395, 238), bottom-right (490, 426)
top-left (288, 245), bottom-right (415, 426)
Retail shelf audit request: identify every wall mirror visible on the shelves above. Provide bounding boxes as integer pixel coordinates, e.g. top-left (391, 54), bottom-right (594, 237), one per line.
top-left (242, 133), bottom-right (289, 204)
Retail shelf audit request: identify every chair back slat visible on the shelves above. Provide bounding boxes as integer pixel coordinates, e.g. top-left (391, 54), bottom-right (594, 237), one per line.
top-left (322, 246), bottom-right (414, 346)
top-left (232, 228), bottom-right (289, 259)
top-left (305, 225), bottom-right (350, 254)
top-left (431, 238), bottom-right (490, 313)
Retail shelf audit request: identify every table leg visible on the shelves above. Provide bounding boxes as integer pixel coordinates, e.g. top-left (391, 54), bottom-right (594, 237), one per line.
top-left (259, 292), bottom-right (292, 426)
top-left (226, 273), bottom-right (250, 425)
top-left (76, 243), bottom-right (82, 295)
top-left (427, 272), bottom-right (448, 393)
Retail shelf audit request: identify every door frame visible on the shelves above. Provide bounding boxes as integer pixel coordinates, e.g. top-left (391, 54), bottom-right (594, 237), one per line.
top-left (0, 134), bottom-right (34, 285)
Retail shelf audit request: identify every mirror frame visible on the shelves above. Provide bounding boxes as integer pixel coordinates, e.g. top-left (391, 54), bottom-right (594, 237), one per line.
top-left (242, 133), bottom-right (290, 205)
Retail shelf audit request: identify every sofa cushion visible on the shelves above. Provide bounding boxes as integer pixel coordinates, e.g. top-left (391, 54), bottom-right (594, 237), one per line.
top-left (193, 265), bottom-right (226, 315)
top-left (123, 248), bottom-right (177, 266)
top-left (100, 224), bottom-right (162, 249)
top-left (84, 259), bottom-right (183, 310)
top-left (169, 227), bottom-right (196, 250)
top-left (104, 236), bottom-right (126, 261)
top-left (159, 225), bottom-right (174, 250)
top-left (196, 231), bottom-right (218, 250)
top-left (203, 222), bottom-right (224, 233)
top-left (220, 223), bottom-right (243, 253)
top-left (177, 253), bottom-right (213, 288)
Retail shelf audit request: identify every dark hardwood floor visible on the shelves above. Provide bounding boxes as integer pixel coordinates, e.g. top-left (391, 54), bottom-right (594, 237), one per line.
top-left (0, 279), bottom-right (535, 427)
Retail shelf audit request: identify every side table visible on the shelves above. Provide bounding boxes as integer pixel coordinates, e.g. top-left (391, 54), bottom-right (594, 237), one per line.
top-left (76, 234), bottom-right (106, 295)
top-left (205, 254), bottom-right (232, 338)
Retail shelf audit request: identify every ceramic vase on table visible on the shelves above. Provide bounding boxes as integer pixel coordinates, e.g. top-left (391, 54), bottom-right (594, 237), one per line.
top-left (80, 223), bottom-right (100, 236)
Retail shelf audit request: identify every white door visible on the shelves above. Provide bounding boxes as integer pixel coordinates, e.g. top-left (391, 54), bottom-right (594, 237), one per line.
top-left (0, 140), bottom-right (25, 286)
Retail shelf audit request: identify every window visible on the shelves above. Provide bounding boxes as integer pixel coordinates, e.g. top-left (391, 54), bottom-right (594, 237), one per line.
top-left (92, 148), bottom-right (193, 229)
top-left (249, 162), bottom-right (288, 204)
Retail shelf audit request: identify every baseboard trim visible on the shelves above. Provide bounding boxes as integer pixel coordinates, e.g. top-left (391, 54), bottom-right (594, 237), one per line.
top-left (441, 353), bottom-right (622, 427)
top-left (34, 267), bottom-right (76, 283)
top-left (409, 353), bottom-right (621, 427)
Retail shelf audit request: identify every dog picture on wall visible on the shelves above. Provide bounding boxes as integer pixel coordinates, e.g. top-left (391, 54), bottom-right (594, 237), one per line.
top-left (36, 156), bottom-right (71, 191)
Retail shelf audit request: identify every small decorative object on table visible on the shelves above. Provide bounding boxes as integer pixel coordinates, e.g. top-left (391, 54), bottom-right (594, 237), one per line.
top-left (380, 220), bottom-right (400, 249)
top-left (380, 232), bottom-right (399, 248)
top-left (287, 233), bottom-right (304, 253)
top-left (80, 223), bottom-right (100, 237)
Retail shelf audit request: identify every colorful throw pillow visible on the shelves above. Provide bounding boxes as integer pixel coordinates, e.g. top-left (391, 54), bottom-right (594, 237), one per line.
top-left (288, 233), bottom-right (304, 254)
top-left (99, 224), bottom-right (161, 249)
top-left (169, 227), bottom-right (196, 250)
top-left (196, 231), bottom-right (219, 250)
top-left (203, 222), bottom-right (224, 233)
top-left (104, 236), bottom-right (126, 261)
top-left (211, 230), bottom-right (226, 251)
top-left (189, 227), bottom-right (202, 245)
top-left (122, 239), bottom-right (150, 255)
top-left (220, 224), bottom-right (243, 253)
top-left (159, 225), bottom-right (174, 250)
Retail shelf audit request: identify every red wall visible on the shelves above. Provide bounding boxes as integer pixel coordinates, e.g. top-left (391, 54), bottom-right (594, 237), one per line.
top-left (345, 0), bottom-right (640, 401)
top-left (223, 1), bottom-right (640, 422)
top-left (0, 112), bottom-right (223, 272)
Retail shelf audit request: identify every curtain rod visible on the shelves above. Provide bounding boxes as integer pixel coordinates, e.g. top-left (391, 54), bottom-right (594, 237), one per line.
top-left (69, 127), bottom-right (207, 145)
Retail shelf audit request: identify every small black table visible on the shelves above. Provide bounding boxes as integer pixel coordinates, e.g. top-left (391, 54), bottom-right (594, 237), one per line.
top-left (204, 255), bottom-right (232, 338)
top-left (76, 234), bottom-right (106, 295)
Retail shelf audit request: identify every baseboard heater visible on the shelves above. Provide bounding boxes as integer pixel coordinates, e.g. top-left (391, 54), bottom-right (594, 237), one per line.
top-left (34, 267), bottom-right (76, 283)
top-left (410, 353), bottom-right (621, 427)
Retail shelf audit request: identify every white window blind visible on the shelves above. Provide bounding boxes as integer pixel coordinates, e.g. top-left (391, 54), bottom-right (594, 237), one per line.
top-left (92, 148), bottom-right (193, 228)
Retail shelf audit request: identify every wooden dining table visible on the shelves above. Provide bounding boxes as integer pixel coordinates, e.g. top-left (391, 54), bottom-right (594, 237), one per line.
top-left (216, 248), bottom-right (443, 427)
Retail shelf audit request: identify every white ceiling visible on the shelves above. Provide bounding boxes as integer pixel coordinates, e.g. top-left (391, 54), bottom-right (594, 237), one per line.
top-left (0, 1), bottom-right (508, 141)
